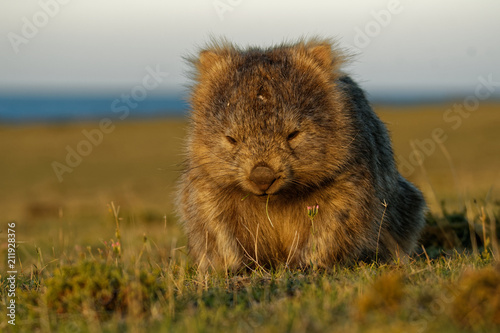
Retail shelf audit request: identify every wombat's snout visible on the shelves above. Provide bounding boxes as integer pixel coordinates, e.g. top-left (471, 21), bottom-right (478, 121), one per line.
top-left (249, 163), bottom-right (277, 192)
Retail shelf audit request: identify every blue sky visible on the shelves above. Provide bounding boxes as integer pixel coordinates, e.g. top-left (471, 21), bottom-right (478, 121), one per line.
top-left (1, 0), bottom-right (499, 98)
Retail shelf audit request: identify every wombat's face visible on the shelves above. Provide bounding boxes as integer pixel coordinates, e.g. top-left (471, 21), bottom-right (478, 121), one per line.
top-left (188, 41), bottom-right (353, 197)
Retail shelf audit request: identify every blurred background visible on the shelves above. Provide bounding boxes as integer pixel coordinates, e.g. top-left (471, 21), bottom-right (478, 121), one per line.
top-left (0, 1), bottom-right (499, 252)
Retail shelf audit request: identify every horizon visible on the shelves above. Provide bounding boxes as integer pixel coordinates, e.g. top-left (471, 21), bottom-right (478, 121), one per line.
top-left (1, 1), bottom-right (499, 123)
top-left (2, 90), bottom-right (499, 124)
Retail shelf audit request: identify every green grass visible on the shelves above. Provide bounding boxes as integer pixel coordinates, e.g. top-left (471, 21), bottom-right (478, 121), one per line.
top-left (0, 103), bottom-right (499, 332)
top-left (1, 229), bottom-right (499, 332)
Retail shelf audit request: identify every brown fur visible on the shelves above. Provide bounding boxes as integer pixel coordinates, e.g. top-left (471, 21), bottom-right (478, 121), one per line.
top-left (178, 38), bottom-right (426, 271)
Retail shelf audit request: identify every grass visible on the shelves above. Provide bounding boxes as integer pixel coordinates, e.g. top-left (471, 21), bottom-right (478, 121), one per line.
top-left (0, 102), bottom-right (499, 332)
top-left (1, 229), bottom-right (499, 332)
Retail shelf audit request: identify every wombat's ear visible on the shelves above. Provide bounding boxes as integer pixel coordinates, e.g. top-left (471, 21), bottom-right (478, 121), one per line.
top-left (198, 50), bottom-right (222, 75)
top-left (306, 43), bottom-right (333, 70)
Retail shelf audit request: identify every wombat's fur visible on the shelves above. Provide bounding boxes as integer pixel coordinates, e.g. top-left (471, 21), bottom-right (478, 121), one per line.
top-left (178, 38), bottom-right (426, 271)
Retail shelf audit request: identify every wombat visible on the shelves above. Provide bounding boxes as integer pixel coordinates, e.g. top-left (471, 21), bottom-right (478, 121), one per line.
top-left (178, 38), bottom-right (426, 271)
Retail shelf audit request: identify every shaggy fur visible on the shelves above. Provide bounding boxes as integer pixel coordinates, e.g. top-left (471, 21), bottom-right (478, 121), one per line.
top-left (178, 38), bottom-right (426, 271)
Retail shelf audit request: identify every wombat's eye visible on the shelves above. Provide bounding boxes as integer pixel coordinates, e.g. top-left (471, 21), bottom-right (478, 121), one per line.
top-left (225, 135), bottom-right (237, 145)
top-left (287, 131), bottom-right (300, 141)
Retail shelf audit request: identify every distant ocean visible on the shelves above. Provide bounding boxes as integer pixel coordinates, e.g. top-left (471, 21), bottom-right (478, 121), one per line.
top-left (1, 91), bottom-right (497, 124)
top-left (0, 95), bottom-right (188, 124)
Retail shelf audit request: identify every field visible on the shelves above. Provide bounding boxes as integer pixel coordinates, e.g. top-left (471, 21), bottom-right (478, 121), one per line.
top-left (0, 102), bottom-right (499, 332)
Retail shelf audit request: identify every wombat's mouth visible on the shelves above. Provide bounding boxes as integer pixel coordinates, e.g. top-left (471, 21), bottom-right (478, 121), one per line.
top-left (255, 189), bottom-right (280, 196)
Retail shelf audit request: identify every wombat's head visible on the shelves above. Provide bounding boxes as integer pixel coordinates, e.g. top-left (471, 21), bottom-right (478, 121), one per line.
top-left (186, 38), bottom-right (355, 197)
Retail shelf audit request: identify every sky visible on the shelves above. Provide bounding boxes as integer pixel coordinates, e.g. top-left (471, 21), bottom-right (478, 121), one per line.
top-left (1, 0), bottom-right (500, 99)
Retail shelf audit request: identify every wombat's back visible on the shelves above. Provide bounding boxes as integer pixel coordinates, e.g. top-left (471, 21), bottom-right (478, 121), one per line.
top-left (178, 38), bottom-right (426, 271)
top-left (337, 75), bottom-right (426, 256)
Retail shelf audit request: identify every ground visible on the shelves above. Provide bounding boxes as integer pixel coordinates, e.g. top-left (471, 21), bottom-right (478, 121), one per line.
top-left (0, 102), bottom-right (499, 332)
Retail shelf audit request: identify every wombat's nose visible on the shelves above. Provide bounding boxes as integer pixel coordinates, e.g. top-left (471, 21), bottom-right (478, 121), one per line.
top-left (249, 165), bottom-right (276, 192)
